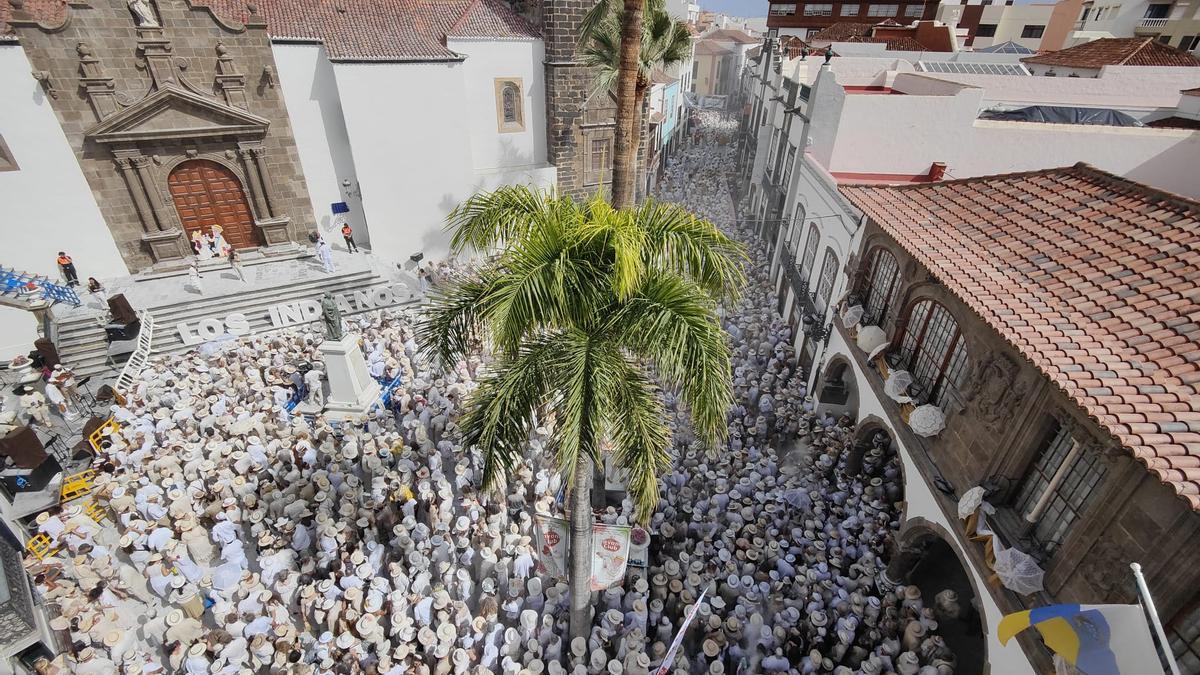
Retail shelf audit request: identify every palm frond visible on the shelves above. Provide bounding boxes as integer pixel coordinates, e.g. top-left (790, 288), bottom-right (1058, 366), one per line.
top-left (635, 198), bottom-right (748, 302)
top-left (542, 329), bottom-right (601, 485)
top-left (577, 0), bottom-right (624, 46)
top-left (605, 272), bottom-right (734, 447)
top-left (415, 276), bottom-right (491, 366)
top-left (458, 335), bottom-right (562, 494)
top-left (446, 185), bottom-right (562, 253)
top-left (594, 348), bottom-right (671, 522)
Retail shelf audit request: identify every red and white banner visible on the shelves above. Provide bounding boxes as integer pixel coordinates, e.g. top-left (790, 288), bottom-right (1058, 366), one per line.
top-left (628, 526), bottom-right (651, 568)
top-left (533, 514), bottom-right (569, 580)
top-left (590, 523), bottom-right (631, 590)
top-left (656, 585), bottom-right (709, 674)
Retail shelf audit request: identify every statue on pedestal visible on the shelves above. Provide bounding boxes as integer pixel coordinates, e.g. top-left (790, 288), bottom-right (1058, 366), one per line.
top-left (320, 293), bottom-right (344, 341)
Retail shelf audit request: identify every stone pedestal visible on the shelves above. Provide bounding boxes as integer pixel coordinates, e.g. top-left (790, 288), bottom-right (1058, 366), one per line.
top-left (254, 216), bottom-right (293, 247)
top-left (142, 228), bottom-right (193, 264)
top-left (318, 333), bottom-right (380, 421)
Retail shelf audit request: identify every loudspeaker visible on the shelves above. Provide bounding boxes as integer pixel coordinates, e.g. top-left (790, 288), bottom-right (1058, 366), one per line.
top-left (104, 321), bottom-right (140, 342)
top-left (108, 293), bottom-right (137, 324)
top-left (34, 338), bottom-right (60, 369)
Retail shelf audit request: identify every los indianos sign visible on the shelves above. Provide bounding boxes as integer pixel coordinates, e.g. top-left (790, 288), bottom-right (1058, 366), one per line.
top-left (175, 283), bottom-right (411, 346)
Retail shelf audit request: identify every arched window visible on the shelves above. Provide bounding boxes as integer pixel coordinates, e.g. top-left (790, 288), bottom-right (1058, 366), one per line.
top-left (859, 247), bottom-right (901, 325)
top-left (799, 223), bottom-right (820, 278)
top-left (814, 249), bottom-right (839, 312)
top-left (895, 299), bottom-right (970, 407)
top-left (495, 78), bottom-right (525, 132)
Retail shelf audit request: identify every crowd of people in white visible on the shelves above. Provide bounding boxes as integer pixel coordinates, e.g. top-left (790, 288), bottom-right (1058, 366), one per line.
top-left (22, 113), bottom-right (967, 674)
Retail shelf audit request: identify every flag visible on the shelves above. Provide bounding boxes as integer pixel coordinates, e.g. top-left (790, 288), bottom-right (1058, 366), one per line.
top-left (656, 584), bottom-right (709, 675)
top-left (998, 604), bottom-right (1163, 675)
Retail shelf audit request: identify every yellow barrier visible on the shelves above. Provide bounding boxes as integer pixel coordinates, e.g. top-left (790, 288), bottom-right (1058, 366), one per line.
top-left (87, 418), bottom-right (119, 456)
top-left (26, 533), bottom-right (57, 561)
top-left (83, 499), bottom-right (106, 524)
top-left (60, 469), bottom-right (95, 503)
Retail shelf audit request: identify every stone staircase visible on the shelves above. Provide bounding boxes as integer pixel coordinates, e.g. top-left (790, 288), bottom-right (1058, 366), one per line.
top-left (51, 260), bottom-right (416, 379)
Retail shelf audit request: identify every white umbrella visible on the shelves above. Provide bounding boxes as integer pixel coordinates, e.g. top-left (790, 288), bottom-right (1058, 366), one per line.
top-left (883, 370), bottom-right (914, 403)
top-left (856, 325), bottom-right (887, 355)
top-left (841, 305), bottom-right (864, 328)
top-left (992, 539), bottom-right (1045, 595)
top-left (908, 404), bottom-right (946, 437)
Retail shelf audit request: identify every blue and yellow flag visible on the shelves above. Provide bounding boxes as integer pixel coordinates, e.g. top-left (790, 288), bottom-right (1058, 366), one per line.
top-left (999, 604), bottom-right (1164, 675)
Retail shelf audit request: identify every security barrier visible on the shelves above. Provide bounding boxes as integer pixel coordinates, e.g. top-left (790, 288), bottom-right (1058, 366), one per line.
top-left (60, 469), bottom-right (96, 503)
top-left (26, 533), bottom-right (58, 561)
top-left (88, 417), bottom-right (119, 455)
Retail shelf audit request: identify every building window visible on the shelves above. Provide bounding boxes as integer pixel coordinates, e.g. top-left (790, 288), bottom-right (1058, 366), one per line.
top-left (804, 3), bottom-right (834, 15)
top-left (814, 249), bottom-right (839, 312)
top-left (782, 145), bottom-right (796, 189)
top-left (859, 246), bottom-right (900, 325)
top-left (494, 78), bottom-right (525, 133)
top-left (894, 299), bottom-right (969, 408)
top-left (1181, 36), bottom-right (1200, 51)
top-left (1021, 24), bottom-right (1045, 38)
top-left (904, 4), bottom-right (923, 16)
top-left (1012, 423), bottom-right (1107, 554)
top-left (585, 136), bottom-right (611, 185)
top-left (770, 3), bottom-right (798, 15)
top-left (866, 4), bottom-right (894, 16)
top-left (765, 129), bottom-right (780, 178)
top-left (0, 135), bottom-right (16, 172)
top-left (800, 223), bottom-right (820, 278)
top-left (1168, 601), bottom-right (1200, 673)
top-left (975, 23), bottom-right (997, 37)
top-left (840, 3), bottom-right (860, 15)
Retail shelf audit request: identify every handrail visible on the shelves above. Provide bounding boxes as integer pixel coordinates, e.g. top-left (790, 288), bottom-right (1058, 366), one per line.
top-left (0, 266), bottom-right (80, 308)
top-left (115, 311), bottom-right (156, 394)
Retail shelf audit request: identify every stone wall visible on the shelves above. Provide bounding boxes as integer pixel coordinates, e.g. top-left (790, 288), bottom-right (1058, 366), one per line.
top-left (8, 0), bottom-right (316, 272)
top-left (848, 221), bottom-right (1200, 632)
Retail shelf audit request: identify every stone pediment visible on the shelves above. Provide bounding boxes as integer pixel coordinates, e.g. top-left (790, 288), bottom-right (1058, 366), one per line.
top-left (85, 86), bottom-right (270, 145)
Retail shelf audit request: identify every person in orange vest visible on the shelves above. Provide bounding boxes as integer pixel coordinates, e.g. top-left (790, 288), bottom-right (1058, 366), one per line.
top-left (56, 252), bottom-right (79, 286)
top-left (341, 223), bottom-right (358, 253)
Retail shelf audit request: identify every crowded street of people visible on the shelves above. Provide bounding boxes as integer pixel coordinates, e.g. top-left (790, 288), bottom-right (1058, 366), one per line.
top-left (22, 113), bottom-right (964, 675)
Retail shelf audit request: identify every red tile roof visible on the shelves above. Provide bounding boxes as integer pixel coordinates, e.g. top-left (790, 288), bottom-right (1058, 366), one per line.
top-left (3, 0), bottom-right (538, 61)
top-left (808, 22), bottom-right (876, 43)
top-left (840, 164), bottom-right (1200, 509)
top-left (1183, 88), bottom-right (1200, 96)
top-left (844, 34), bottom-right (927, 51)
top-left (1146, 116), bottom-right (1200, 130)
top-left (1022, 38), bottom-right (1200, 69)
top-left (706, 28), bottom-right (758, 44)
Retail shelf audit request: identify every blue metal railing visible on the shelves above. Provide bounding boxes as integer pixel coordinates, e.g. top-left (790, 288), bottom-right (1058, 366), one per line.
top-left (0, 267), bottom-right (81, 307)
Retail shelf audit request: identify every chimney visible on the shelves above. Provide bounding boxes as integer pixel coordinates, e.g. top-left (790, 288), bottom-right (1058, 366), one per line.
top-left (929, 162), bottom-right (947, 181)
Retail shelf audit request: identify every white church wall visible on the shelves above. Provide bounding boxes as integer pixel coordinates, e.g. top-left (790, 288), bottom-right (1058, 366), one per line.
top-left (271, 43), bottom-right (368, 248)
top-left (333, 61), bottom-right (476, 263)
top-left (0, 45), bottom-right (126, 359)
top-left (447, 38), bottom-right (553, 180)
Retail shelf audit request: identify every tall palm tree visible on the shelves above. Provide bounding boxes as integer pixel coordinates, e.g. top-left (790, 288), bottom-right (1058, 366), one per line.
top-left (418, 186), bottom-right (745, 641)
top-left (578, 0), bottom-right (655, 209)
top-left (581, 3), bottom-right (692, 198)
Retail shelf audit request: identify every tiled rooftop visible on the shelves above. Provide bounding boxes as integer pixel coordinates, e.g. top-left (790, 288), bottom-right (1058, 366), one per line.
top-left (695, 40), bottom-right (735, 56)
top-left (705, 28), bottom-right (758, 44)
top-left (841, 164), bottom-right (1200, 509)
top-left (2, 0), bottom-right (539, 61)
top-left (1022, 38), bottom-right (1200, 69)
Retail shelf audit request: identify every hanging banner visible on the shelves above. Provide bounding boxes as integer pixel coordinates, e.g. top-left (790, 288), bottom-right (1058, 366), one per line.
top-left (628, 526), bottom-right (651, 568)
top-left (590, 524), bottom-right (631, 590)
top-left (656, 585), bottom-right (710, 675)
top-left (533, 514), bottom-right (569, 580)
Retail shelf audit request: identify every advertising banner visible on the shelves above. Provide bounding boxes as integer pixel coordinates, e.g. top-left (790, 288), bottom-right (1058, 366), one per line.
top-left (590, 523), bottom-right (631, 590)
top-left (533, 514), bottom-right (570, 580)
top-left (628, 526), bottom-right (651, 568)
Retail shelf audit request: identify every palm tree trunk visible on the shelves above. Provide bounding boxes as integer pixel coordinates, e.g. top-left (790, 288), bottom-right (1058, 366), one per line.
top-left (610, 0), bottom-right (644, 209)
top-left (568, 452), bottom-right (594, 641)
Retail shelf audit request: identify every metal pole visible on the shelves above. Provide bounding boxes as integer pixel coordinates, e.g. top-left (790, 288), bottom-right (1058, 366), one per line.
top-left (1131, 562), bottom-right (1182, 675)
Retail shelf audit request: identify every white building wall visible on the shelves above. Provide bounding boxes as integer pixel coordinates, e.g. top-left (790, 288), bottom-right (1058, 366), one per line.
top-left (332, 49), bottom-right (554, 264)
top-left (271, 43), bottom-right (368, 246)
top-left (0, 45), bottom-right (127, 359)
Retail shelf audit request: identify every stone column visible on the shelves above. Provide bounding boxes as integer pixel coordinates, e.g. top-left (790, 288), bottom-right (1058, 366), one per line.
top-left (237, 144), bottom-right (270, 218)
top-left (112, 155), bottom-right (158, 234)
top-left (130, 156), bottom-right (170, 232)
top-left (249, 147), bottom-right (277, 218)
top-left (112, 150), bottom-right (190, 265)
top-left (240, 144), bottom-right (293, 248)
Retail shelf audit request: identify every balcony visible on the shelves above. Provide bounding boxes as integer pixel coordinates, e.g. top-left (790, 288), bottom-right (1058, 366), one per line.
top-left (1135, 16), bottom-right (1172, 32)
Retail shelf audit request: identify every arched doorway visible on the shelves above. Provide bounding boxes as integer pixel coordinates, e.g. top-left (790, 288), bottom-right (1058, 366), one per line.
top-left (168, 159), bottom-right (261, 250)
top-left (816, 356), bottom-right (858, 420)
top-left (888, 522), bottom-right (987, 675)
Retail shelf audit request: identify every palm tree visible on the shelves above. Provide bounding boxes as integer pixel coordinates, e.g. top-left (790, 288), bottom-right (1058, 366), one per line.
top-left (578, 0), bottom-right (654, 209)
top-left (418, 186), bottom-right (745, 641)
top-left (581, 3), bottom-right (692, 200)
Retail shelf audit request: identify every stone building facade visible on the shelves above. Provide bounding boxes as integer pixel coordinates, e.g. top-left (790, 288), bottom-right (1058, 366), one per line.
top-left (541, 0), bottom-right (646, 199)
top-left (8, 0), bottom-right (315, 273)
top-left (813, 166), bottom-right (1200, 671)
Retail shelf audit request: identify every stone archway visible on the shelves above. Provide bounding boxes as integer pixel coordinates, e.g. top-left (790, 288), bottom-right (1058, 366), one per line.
top-left (888, 519), bottom-right (988, 675)
top-left (816, 355), bottom-right (858, 420)
top-left (168, 159), bottom-right (262, 250)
